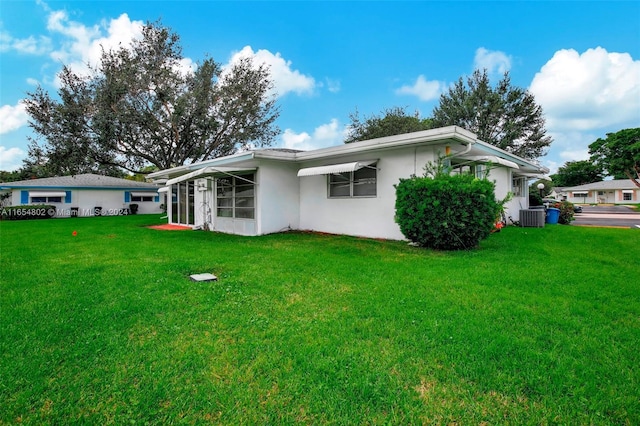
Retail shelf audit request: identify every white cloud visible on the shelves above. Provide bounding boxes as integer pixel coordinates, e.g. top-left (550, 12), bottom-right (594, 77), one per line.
top-left (395, 75), bottom-right (445, 101)
top-left (530, 47), bottom-right (640, 132)
top-left (0, 102), bottom-right (28, 134)
top-left (325, 78), bottom-right (341, 93)
top-left (0, 28), bottom-right (52, 55)
top-left (0, 146), bottom-right (26, 171)
top-left (227, 46), bottom-right (316, 97)
top-left (45, 10), bottom-right (144, 81)
top-left (281, 119), bottom-right (347, 151)
top-left (474, 47), bottom-right (512, 74)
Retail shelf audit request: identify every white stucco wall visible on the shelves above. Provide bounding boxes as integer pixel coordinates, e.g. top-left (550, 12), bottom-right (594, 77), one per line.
top-left (298, 146), bottom-right (439, 240)
top-left (256, 162), bottom-right (300, 235)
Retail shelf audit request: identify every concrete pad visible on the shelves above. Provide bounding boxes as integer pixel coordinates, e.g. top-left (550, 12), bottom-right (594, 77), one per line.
top-left (190, 273), bottom-right (218, 282)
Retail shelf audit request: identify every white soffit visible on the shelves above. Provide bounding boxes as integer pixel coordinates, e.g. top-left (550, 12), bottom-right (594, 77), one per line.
top-left (462, 155), bottom-right (520, 169)
top-left (29, 191), bottom-right (66, 197)
top-left (297, 160), bottom-right (376, 177)
top-left (157, 186), bottom-right (169, 193)
top-left (166, 166), bottom-right (256, 186)
top-left (517, 172), bottom-right (552, 181)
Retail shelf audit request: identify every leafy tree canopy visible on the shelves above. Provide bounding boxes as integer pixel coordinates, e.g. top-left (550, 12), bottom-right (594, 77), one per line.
top-left (432, 69), bottom-right (552, 160)
top-left (24, 21), bottom-right (280, 176)
top-left (549, 160), bottom-right (604, 187)
top-left (345, 106), bottom-right (433, 143)
top-left (589, 128), bottom-right (640, 188)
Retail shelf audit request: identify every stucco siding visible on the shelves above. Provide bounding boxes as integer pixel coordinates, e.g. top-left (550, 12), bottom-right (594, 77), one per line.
top-left (257, 162), bottom-right (300, 235)
top-left (299, 146), bottom-right (439, 240)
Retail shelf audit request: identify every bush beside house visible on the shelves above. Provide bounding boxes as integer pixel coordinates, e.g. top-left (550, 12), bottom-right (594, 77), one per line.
top-left (395, 172), bottom-right (501, 250)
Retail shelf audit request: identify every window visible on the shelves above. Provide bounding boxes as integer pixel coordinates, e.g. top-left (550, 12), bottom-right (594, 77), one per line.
top-left (31, 196), bottom-right (62, 203)
top-left (216, 173), bottom-right (255, 219)
top-left (328, 165), bottom-right (377, 198)
top-left (623, 192), bottom-right (633, 201)
top-left (573, 192), bottom-right (588, 198)
top-left (131, 195), bottom-right (154, 202)
top-left (511, 177), bottom-right (525, 197)
top-left (475, 164), bottom-right (487, 179)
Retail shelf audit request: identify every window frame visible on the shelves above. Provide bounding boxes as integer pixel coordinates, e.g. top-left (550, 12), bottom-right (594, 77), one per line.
top-left (511, 177), bottom-right (525, 197)
top-left (327, 164), bottom-right (377, 199)
top-left (131, 195), bottom-right (154, 202)
top-left (30, 196), bottom-right (62, 203)
top-left (216, 173), bottom-right (255, 219)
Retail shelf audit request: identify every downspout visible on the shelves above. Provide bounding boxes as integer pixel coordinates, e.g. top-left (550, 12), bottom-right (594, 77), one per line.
top-left (447, 140), bottom-right (473, 159)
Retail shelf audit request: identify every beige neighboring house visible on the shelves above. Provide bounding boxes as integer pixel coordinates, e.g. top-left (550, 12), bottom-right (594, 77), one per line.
top-left (558, 180), bottom-right (639, 204)
top-left (0, 173), bottom-right (162, 217)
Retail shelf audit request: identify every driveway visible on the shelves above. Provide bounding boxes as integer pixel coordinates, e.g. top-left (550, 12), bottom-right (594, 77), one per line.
top-left (572, 205), bottom-right (640, 228)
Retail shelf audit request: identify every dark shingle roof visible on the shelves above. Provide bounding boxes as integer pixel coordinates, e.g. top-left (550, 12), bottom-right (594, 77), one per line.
top-left (0, 173), bottom-right (158, 189)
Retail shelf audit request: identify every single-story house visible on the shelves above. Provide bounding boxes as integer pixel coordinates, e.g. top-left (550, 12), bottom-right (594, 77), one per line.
top-left (558, 180), bottom-right (640, 204)
top-left (0, 173), bottom-right (162, 217)
top-left (148, 126), bottom-right (549, 240)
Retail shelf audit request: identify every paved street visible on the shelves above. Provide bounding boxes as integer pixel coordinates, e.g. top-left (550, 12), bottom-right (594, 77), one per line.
top-left (572, 205), bottom-right (640, 228)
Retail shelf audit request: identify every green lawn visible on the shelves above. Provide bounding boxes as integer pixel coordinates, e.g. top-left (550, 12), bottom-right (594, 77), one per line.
top-left (1, 215), bottom-right (638, 424)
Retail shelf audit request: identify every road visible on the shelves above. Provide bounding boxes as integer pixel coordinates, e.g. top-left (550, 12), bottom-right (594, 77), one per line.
top-left (572, 205), bottom-right (640, 228)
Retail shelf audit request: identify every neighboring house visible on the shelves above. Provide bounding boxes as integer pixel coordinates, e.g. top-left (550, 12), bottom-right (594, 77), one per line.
top-left (0, 173), bottom-right (162, 217)
top-left (148, 126), bottom-right (549, 240)
top-left (560, 180), bottom-right (640, 204)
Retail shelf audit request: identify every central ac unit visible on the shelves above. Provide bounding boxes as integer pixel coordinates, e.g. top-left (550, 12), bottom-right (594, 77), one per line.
top-left (520, 209), bottom-right (545, 227)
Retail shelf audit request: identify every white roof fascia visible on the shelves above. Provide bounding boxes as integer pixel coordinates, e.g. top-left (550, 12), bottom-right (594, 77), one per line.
top-left (297, 160), bottom-right (377, 177)
top-left (157, 186), bottom-right (170, 193)
top-left (165, 166), bottom-right (256, 186)
top-left (295, 126), bottom-right (477, 162)
top-left (471, 139), bottom-right (548, 173)
top-left (147, 152), bottom-right (256, 179)
top-left (130, 191), bottom-right (157, 196)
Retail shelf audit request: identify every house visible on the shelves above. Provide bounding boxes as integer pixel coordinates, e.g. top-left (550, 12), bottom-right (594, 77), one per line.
top-left (148, 126), bottom-right (549, 240)
top-left (558, 180), bottom-right (639, 204)
top-left (0, 173), bottom-right (162, 217)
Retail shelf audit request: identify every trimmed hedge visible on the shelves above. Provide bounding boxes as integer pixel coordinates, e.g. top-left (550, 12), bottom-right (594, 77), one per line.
top-left (395, 173), bottom-right (500, 250)
top-left (0, 205), bottom-right (56, 220)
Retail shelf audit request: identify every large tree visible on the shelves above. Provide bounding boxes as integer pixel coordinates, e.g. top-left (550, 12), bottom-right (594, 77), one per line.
top-left (589, 128), bottom-right (640, 188)
top-left (549, 160), bottom-right (604, 187)
top-left (432, 69), bottom-right (552, 160)
top-left (345, 106), bottom-right (433, 143)
top-left (24, 21), bottom-right (280, 176)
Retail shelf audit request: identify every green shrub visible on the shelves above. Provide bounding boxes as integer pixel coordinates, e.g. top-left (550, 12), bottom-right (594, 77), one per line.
top-left (558, 201), bottom-right (575, 224)
top-left (0, 204), bottom-right (56, 220)
top-left (395, 173), bottom-right (501, 250)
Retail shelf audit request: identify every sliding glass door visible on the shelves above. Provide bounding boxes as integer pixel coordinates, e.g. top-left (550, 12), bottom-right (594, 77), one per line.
top-left (171, 181), bottom-right (195, 225)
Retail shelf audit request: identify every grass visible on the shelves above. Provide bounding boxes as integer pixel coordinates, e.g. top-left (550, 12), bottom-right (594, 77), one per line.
top-left (1, 215), bottom-right (639, 424)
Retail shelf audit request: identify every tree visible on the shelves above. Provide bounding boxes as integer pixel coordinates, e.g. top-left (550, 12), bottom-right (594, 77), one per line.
top-left (549, 160), bottom-right (604, 187)
top-left (24, 21), bottom-right (280, 176)
top-left (432, 69), bottom-right (552, 160)
top-left (589, 128), bottom-right (640, 188)
top-left (345, 106), bottom-right (433, 143)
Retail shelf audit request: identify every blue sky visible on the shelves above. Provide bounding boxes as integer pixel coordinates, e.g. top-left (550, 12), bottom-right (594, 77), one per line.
top-left (1, 1), bottom-right (639, 174)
